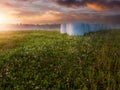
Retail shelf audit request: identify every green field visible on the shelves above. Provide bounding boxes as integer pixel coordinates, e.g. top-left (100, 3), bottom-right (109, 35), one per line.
top-left (0, 30), bottom-right (120, 90)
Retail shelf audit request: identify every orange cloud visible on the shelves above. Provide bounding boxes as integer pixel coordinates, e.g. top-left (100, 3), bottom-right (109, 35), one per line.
top-left (0, 0), bottom-right (120, 24)
top-left (18, 11), bottom-right (62, 24)
top-left (86, 3), bottom-right (109, 11)
top-left (55, 0), bottom-right (120, 11)
top-left (0, 13), bottom-right (21, 24)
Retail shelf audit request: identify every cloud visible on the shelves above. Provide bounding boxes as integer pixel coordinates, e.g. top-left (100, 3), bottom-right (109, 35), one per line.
top-left (54, 0), bottom-right (120, 11)
top-left (0, 0), bottom-right (120, 24)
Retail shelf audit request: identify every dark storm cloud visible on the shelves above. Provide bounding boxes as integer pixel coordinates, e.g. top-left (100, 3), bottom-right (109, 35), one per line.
top-left (55, 12), bottom-right (120, 25)
top-left (0, 0), bottom-right (120, 24)
top-left (54, 0), bottom-right (120, 11)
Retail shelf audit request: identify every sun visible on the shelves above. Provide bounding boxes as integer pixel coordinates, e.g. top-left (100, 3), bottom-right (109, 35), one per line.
top-left (0, 14), bottom-right (8, 24)
top-left (0, 14), bottom-right (20, 31)
top-left (0, 14), bottom-right (11, 24)
top-left (0, 14), bottom-right (19, 24)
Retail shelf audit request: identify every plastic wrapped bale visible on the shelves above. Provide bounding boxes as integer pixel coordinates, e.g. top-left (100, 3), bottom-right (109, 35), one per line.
top-left (89, 23), bottom-right (96, 32)
top-left (60, 23), bottom-right (67, 34)
top-left (101, 24), bottom-right (105, 30)
top-left (95, 24), bottom-right (99, 31)
top-left (109, 26), bottom-right (112, 29)
top-left (101, 24), bottom-right (107, 30)
top-left (82, 23), bottom-right (89, 33)
top-left (66, 22), bottom-right (89, 36)
top-left (105, 25), bottom-right (109, 30)
top-left (103, 25), bottom-right (111, 30)
top-left (99, 24), bottom-right (103, 30)
top-left (107, 25), bottom-right (111, 30)
top-left (65, 22), bottom-right (115, 36)
top-left (95, 24), bottom-right (102, 31)
top-left (85, 23), bottom-right (91, 33)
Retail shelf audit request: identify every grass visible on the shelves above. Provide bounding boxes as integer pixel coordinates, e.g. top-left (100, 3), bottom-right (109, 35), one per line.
top-left (0, 30), bottom-right (120, 90)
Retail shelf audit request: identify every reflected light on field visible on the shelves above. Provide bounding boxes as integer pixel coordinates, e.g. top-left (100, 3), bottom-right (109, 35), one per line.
top-left (0, 23), bottom-right (12, 31)
top-left (0, 24), bottom-right (9, 31)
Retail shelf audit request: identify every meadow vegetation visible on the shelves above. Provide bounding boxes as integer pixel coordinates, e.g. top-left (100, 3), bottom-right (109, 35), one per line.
top-left (0, 30), bottom-right (120, 90)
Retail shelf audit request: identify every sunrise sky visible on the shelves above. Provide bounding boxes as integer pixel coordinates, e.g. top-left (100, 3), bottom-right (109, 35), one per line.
top-left (0, 0), bottom-right (120, 24)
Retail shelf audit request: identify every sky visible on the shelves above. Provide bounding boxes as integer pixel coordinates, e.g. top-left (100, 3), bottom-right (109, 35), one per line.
top-left (0, 0), bottom-right (120, 25)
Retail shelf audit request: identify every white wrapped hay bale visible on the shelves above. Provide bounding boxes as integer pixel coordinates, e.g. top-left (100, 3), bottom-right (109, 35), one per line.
top-left (66, 22), bottom-right (89, 36)
top-left (60, 23), bottom-right (67, 34)
top-left (89, 23), bottom-right (96, 32)
top-left (60, 22), bottom-right (113, 36)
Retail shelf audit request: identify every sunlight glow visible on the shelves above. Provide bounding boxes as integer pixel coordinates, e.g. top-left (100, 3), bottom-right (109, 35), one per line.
top-left (0, 14), bottom-right (10, 31)
top-left (0, 13), bottom-right (20, 31)
top-left (0, 13), bottom-right (20, 24)
top-left (0, 14), bottom-right (12, 24)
